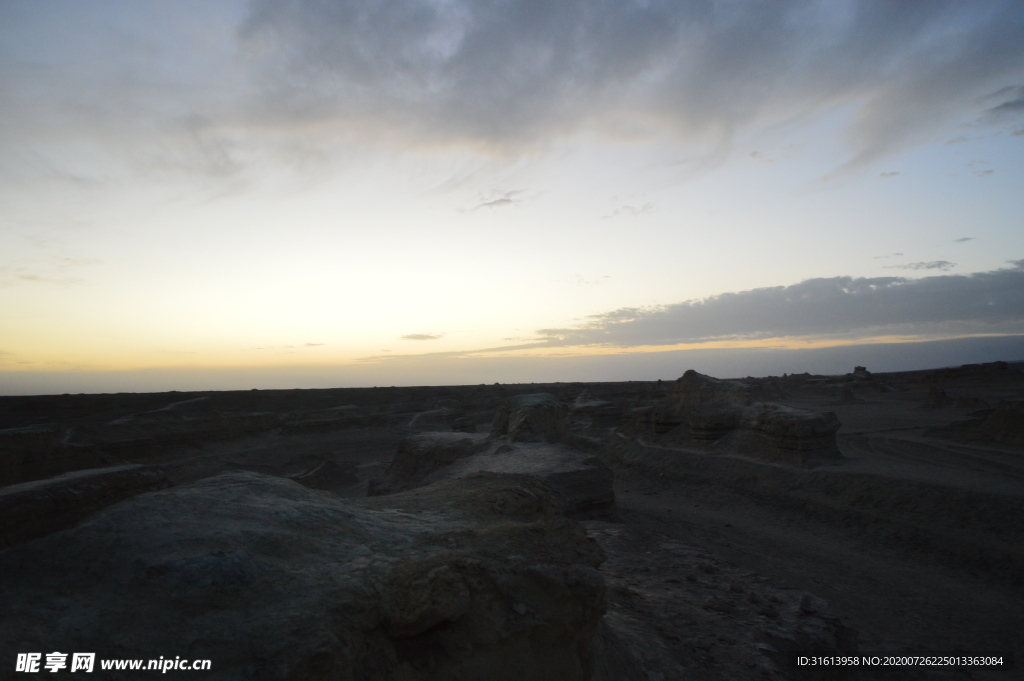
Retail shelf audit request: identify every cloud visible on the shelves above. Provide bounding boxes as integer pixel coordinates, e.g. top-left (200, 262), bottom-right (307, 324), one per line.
top-left (974, 169), bottom-right (995, 176)
top-left (0, 255), bottom-right (101, 287)
top-left (566, 274), bottom-right (612, 286)
top-left (305, 343), bottom-right (324, 347)
top-left (237, 0), bottom-right (1024, 169)
top-left (603, 203), bottom-right (655, 219)
top-left (885, 261), bottom-right (957, 271)
top-left (954, 237), bottom-right (974, 243)
top-left (401, 333), bottom-right (444, 341)
top-left (514, 262), bottom-right (1024, 349)
top-left (879, 171), bottom-right (900, 178)
top-left (872, 252), bottom-right (904, 259)
top-left (4, 1), bottom-right (1023, 191)
top-left (470, 190), bottom-right (523, 211)
top-left (983, 84), bottom-right (1024, 118)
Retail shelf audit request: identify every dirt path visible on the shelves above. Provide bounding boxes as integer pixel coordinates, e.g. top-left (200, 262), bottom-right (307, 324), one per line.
top-left (610, 465), bottom-right (1023, 680)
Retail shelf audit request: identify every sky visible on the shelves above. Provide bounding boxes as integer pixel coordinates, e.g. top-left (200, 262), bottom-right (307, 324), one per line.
top-left (2, 0), bottom-right (1024, 394)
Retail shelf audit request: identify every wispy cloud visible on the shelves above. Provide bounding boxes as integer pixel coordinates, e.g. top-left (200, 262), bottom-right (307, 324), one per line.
top-left (879, 171), bottom-right (900, 178)
top-left (602, 203), bottom-right (655, 219)
top-left (954, 237), bottom-right (974, 243)
top-left (565, 274), bottom-right (612, 287)
top-left (401, 333), bottom-right (444, 341)
top-left (885, 261), bottom-right (956, 271)
top-left (0, 255), bottom-right (101, 287)
top-left (3, 1), bottom-right (1022, 190)
top-left (233, 0), bottom-right (1024, 171)
top-left (466, 190), bottom-right (523, 212)
top-left (982, 84), bottom-right (1024, 119)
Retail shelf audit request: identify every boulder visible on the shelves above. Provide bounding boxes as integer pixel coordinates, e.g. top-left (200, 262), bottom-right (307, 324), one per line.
top-left (490, 393), bottom-right (567, 443)
top-left (0, 471), bottom-right (641, 680)
top-left (0, 464), bottom-right (170, 548)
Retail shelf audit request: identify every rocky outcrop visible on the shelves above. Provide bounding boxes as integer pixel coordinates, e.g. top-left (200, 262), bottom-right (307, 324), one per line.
top-left (925, 387), bottom-right (989, 410)
top-left (369, 432), bottom-right (489, 495)
top-left (405, 407), bottom-right (468, 430)
top-left (623, 370), bottom-right (841, 466)
top-left (569, 392), bottom-right (624, 432)
top-left (939, 399), bottom-right (1024, 443)
top-left (371, 433), bottom-right (618, 521)
top-left (421, 444), bottom-right (618, 521)
top-left (0, 471), bottom-right (642, 680)
top-left (105, 409), bottom-right (283, 445)
top-left (490, 393), bottom-right (567, 443)
top-left (0, 464), bottom-right (170, 548)
top-left (288, 459), bottom-right (360, 491)
top-left (0, 424), bottom-right (105, 486)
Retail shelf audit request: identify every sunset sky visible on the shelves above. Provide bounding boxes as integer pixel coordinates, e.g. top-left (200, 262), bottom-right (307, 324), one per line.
top-left (2, 0), bottom-right (1023, 394)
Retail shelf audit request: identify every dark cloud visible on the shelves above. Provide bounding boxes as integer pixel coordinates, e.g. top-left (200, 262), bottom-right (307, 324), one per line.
top-left (954, 237), bottom-right (974, 243)
top-left (885, 261), bottom-right (957, 271)
top-left (401, 333), bottom-right (444, 341)
top-left (984, 84), bottom-right (1024, 117)
top-left (515, 262), bottom-right (1024, 349)
top-left (239, 0), bottom-right (1024, 168)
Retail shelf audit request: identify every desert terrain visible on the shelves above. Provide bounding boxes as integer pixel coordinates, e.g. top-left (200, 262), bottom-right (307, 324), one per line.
top-left (1, 361), bottom-right (1022, 679)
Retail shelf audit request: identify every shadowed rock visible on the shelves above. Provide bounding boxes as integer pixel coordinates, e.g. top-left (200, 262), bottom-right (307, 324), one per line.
top-left (490, 393), bottom-right (567, 443)
top-left (371, 432), bottom-right (618, 521)
top-left (368, 432), bottom-right (489, 495)
top-left (983, 400), bottom-right (1024, 442)
top-left (0, 471), bottom-right (642, 680)
top-left (288, 459), bottom-right (360, 491)
top-left (0, 424), bottom-right (106, 486)
top-left (569, 391), bottom-right (624, 431)
top-left (0, 464), bottom-right (170, 548)
top-left (624, 370), bottom-right (841, 466)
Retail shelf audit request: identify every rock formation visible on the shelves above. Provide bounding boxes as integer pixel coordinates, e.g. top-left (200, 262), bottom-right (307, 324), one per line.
top-left (569, 391), bottom-right (624, 432)
top-left (370, 432), bottom-right (618, 521)
top-left (0, 423), bottom-right (105, 486)
top-left (982, 399), bottom-right (1024, 442)
top-left (368, 432), bottom-right (489, 495)
top-left (490, 393), bottom-right (567, 443)
top-left (0, 471), bottom-right (642, 681)
top-left (623, 370), bottom-right (841, 466)
top-left (0, 464), bottom-right (170, 548)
